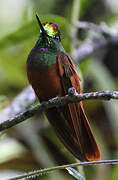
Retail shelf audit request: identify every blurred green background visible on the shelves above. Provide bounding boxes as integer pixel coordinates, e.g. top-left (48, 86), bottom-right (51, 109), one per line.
top-left (0, 0), bottom-right (118, 179)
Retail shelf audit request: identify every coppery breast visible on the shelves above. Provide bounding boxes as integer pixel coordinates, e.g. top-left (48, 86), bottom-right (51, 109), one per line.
top-left (26, 63), bottom-right (63, 101)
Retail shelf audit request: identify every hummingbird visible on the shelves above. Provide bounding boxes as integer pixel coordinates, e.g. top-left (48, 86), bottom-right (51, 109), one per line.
top-left (26, 15), bottom-right (100, 161)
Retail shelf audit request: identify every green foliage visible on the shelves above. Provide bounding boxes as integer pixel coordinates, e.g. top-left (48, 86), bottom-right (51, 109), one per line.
top-left (0, 15), bottom-right (69, 50)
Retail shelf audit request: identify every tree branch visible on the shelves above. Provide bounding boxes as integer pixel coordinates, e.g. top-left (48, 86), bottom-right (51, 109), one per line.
top-left (74, 21), bottom-right (118, 63)
top-left (0, 88), bottom-right (118, 132)
top-left (10, 159), bottom-right (118, 180)
top-left (74, 35), bottom-right (118, 63)
top-left (76, 21), bottom-right (111, 37)
top-left (0, 86), bottom-right (35, 120)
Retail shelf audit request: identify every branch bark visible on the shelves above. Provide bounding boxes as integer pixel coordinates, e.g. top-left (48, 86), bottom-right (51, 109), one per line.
top-left (0, 89), bottom-right (118, 132)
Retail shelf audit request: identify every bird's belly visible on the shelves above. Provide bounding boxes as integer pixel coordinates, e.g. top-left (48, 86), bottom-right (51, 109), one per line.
top-left (27, 63), bottom-right (63, 101)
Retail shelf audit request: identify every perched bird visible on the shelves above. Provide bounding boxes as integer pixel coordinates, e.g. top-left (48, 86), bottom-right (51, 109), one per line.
top-left (26, 15), bottom-right (100, 161)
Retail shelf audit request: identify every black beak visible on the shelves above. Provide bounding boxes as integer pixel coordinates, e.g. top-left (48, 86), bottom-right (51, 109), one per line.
top-left (36, 14), bottom-right (47, 37)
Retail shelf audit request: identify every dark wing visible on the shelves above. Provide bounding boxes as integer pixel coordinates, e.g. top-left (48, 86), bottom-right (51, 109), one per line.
top-left (57, 52), bottom-right (100, 161)
top-left (46, 52), bottom-right (100, 161)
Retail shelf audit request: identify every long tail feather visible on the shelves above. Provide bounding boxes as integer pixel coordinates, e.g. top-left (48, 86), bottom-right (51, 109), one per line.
top-left (46, 107), bottom-right (88, 161)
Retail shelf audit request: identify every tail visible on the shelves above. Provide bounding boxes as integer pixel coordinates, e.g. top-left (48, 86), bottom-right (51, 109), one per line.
top-left (45, 103), bottom-right (100, 161)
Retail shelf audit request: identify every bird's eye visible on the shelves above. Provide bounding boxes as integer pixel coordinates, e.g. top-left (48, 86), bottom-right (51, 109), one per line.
top-left (55, 35), bottom-right (60, 41)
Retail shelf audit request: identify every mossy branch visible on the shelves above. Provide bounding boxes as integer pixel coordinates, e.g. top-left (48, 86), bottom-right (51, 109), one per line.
top-left (0, 88), bottom-right (118, 132)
